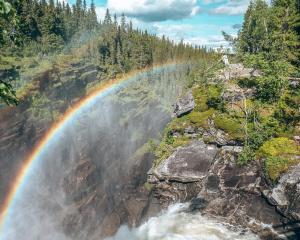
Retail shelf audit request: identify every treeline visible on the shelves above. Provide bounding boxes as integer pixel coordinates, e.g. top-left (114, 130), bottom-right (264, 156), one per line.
top-left (98, 9), bottom-right (208, 73)
top-left (1, 0), bottom-right (98, 54)
top-left (226, 0), bottom-right (300, 102)
top-left (1, 0), bottom-right (208, 62)
top-left (0, 0), bottom-right (211, 105)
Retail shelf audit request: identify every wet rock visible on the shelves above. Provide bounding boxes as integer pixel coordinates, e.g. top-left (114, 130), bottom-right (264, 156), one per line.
top-left (151, 140), bottom-right (219, 183)
top-left (174, 90), bottom-right (195, 117)
top-left (189, 197), bottom-right (207, 211)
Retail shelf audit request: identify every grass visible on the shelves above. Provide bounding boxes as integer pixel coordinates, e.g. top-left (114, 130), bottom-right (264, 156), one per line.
top-left (168, 109), bottom-right (215, 134)
top-left (258, 137), bottom-right (300, 181)
top-left (192, 85), bottom-right (208, 112)
top-left (153, 135), bottom-right (192, 167)
top-left (214, 113), bottom-right (244, 141)
top-left (192, 84), bottom-right (222, 112)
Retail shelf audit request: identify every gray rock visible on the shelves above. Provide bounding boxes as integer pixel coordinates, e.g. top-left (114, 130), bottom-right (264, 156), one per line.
top-left (148, 140), bottom-right (294, 239)
top-left (222, 84), bottom-right (255, 102)
top-left (189, 197), bottom-right (208, 211)
top-left (174, 91), bottom-right (195, 117)
top-left (218, 63), bottom-right (261, 81)
top-left (264, 164), bottom-right (300, 220)
top-left (202, 119), bottom-right (240, 146)
top-left (294, 136), bottom-right (300, 144)
top-left (152, 140), bottom-right (219, 183)
top-left (221, 146), bottom-right (243, 153)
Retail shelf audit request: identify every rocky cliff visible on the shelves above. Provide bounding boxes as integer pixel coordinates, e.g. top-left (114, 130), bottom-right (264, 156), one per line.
top-left (146, 64), bottom-right (300, 240)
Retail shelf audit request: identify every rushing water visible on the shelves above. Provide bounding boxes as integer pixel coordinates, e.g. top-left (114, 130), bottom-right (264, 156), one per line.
top-left (109, 203), bottom-right (259, 240)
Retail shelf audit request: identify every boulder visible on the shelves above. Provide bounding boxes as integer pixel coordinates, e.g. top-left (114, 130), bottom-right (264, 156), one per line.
top-left (217, 63), bottom-right (261, 81)
top-left (202, 119), bottom-right (241, 146)
top-left (174, 90), bottom-right (195, 117)
top-left (222, 84), bottom-right (255, 102)
top-left (151, 140), bottom-right (219, 183)
top-left (264, 164), bottom-right (300, 221)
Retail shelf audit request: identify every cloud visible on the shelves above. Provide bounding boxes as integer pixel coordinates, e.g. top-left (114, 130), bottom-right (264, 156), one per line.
top-left (151, 22), bottom-right (237, 48)
top-left (106, 0), bottom-right (201, 22)
top-left (95, 7), bottom-right (107, 21)
top-left (211, 0), bottom-right (249, 15)
top-left (202, 0), bottom-right (225, 4)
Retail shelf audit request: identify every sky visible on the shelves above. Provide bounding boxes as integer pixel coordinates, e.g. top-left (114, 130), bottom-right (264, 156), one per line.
top-left (67, 0), bottom-right (250, 48)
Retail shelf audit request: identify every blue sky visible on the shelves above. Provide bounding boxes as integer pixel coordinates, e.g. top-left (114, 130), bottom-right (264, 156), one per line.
top-left (67, 0), bottom-right (250, 48)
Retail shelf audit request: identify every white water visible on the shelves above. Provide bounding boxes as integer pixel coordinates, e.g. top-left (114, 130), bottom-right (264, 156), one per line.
top-left (108, 203), bottom-right (259, 240)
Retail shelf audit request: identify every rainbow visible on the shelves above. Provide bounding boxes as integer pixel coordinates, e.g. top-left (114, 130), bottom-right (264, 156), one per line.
top-left (0, 63), bottom-right (177, 236)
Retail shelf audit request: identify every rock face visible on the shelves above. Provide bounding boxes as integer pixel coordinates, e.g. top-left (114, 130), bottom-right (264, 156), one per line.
top-left (174, 90), bottom-right (195, 117)
top-left (222, 84), bottom-right (255, 102)
top-left (218, 63), bottom-right (261, 81)
top-left (0, 61), bottom-right (101, 206)
top-left (150, 141), bottom-right (218, 182)
top-left (148, 140), bottom-right (300, 239)
top-left (202, 119), bottom-right (242, 146)
top-left (263, 164), bottom-right (300, 221)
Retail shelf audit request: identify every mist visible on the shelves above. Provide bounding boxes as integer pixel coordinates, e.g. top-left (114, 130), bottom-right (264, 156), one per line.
top-left (1, 64), bottom-right (190, 240)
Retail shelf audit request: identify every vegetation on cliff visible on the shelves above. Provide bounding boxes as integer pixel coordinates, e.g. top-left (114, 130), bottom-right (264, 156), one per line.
top-left (0, 0), bottom-right (210, 106)
top-left (153, 0), bottom-right (300, 182)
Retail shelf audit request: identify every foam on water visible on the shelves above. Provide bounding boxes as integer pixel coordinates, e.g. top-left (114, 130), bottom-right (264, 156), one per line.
top-left (108, 203), bottom-right (259, 240)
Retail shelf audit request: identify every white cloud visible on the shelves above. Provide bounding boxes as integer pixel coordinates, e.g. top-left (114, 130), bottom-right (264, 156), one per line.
top-left (106, 0), bottom-right (201, 22)
top-left (151, 22), bottom-right (237, 48)
top-left (211, 0), bottom-right (249, 15)
top-left (95, 7), bottom-right (107, 21)
top-left (202, 0), bottom-right (226, 4)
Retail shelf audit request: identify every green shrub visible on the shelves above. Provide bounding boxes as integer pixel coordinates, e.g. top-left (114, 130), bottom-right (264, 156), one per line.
top-left (237, 77), bottom-right (257, 88)
top-left (259, 137), bottom-right (300, 181)
top-left (238, 146), bottom-right (255, 165)
top-left (192, 85), bottom-right (208, 112)
top-left (207, 97), bottom-right (225, 111)
top-left (274, 93), bottom-right (300, 125)
top-left (187, 110), bottom-right (214, 128)
top-left (192, 84), bottom-right (223, 112)
top-left (214, 114), bottom-right (244, 141)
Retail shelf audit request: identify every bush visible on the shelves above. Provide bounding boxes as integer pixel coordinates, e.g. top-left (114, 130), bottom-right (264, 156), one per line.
top-left (207, 96), bottom-right (225, 111)
top-left (256, 75), bottom-right (287, 102)
top-left (214, 113), bottom-right (244, 141)
top-left (258, 137), bottom-right (300, 181)
top-left (237, 77), bottom-right (257, 88)
top-left (247, 116), bottom-right (280, 149)
top-left (244, 54), bottom-right (293, 103)
top-left (274, 93), bottom-right (300, 125)
top-left (238, 146), bottom-right (255, 165)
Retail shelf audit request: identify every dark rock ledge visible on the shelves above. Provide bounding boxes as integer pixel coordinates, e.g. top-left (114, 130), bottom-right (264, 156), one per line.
top-left (148, 140), bottom-right (300, 240)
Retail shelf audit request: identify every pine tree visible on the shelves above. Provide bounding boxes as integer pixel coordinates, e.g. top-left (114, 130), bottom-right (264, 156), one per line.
top-left (104, 8), bottom-right (112, 26)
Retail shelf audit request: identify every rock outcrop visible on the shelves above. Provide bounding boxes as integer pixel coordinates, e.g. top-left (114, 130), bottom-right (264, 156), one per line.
top-left (173, 90), bottom-right (195, 117)
top-left (150, 141), bottom-right (218, 183)
top-left (148, 140), bottom-right (300, 239)
top-left (263, 164), bottom-right (300, 221)
top-left (217, 63), bottom-right (261, 81)
top-left (222, 84), bottom-right (255, 102)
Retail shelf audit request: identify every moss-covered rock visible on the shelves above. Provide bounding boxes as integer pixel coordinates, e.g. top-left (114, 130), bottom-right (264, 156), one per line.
top-left (214, 113), bottom-right (244, 141)
top-left (192, 84), bottom-right (222, 112)
top-left (192, 85), bottom-right (208, 112)
top-left (258, 137), bottom-right (300, 181)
